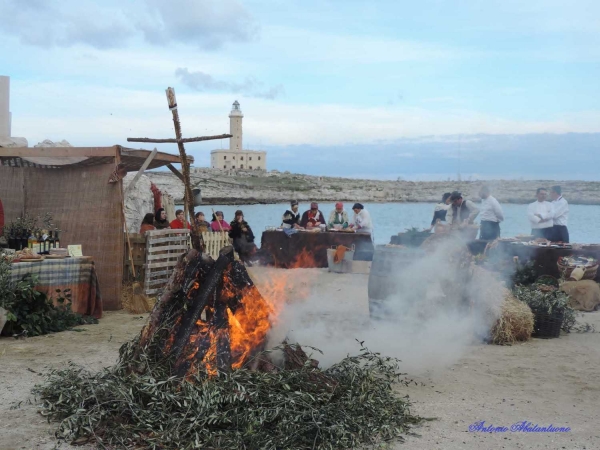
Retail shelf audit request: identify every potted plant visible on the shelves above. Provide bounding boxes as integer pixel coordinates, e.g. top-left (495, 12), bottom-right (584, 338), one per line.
top-left (2, 213), bottom-right (58, 252)
top-left (3, 214), bottom-right (40, 250)
top-left (514, 285), bottom-right (572, 338)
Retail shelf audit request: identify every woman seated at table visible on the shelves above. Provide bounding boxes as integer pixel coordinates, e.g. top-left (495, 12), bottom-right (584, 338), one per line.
top-left (229, 210), bottom-right (257, 263)
top-left (349, 203), bottom-right (373, 235)
top-left (139, 213), bottom-right (156, 234)
top-left (282, 200), bottom-right (302, 229)
top-left (328, 202), bottom-right (349, 229)
top-left (154, 208), bottom-right (170, 230)
top-left (211, 211), bottom-right (231, 231)
top-left (300, 202), bottom-right (325, 229)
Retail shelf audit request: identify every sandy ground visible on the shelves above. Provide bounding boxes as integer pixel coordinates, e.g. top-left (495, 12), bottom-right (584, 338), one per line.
top-left (1, 267), bottom-right (599, 450)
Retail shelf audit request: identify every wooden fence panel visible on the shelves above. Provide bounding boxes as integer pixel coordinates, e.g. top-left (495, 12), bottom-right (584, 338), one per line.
top-left (202, 231), bottom-right (231, 260)
top-left (141, 230), bottom-right (233, 296)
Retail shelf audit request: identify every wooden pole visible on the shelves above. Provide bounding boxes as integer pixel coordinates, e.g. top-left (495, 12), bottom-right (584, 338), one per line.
top-left (125, 148), bottom-right (158, 195)
top-left (165, 87), bottom-right (203, 252)
top-left (166, 163), bottom-right (185, 182)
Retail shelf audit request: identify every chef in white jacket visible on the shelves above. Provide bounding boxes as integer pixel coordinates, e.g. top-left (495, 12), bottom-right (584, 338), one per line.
top-left (527, 188), bottom-right (554, 239)
top-left (550, 185), bottom-right (569, 243)
top-left (349, 203), bottom-right (373, 236)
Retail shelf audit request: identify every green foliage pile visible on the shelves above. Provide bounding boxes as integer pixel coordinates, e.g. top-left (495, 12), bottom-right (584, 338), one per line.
top-left (0, 269), bottom-right (97, 336)
top-left (33, 343), bottom-right (421, 449)
top-left (511, 262), bottom-right (538, 287)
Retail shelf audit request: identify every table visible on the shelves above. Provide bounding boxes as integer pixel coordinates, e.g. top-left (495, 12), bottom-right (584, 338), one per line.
top-left (260, 230), bottom-right (375, 268)
top-left (488, 241), bottom-right (600, 282)
top-left (10, 257), bottom-right (103, 318)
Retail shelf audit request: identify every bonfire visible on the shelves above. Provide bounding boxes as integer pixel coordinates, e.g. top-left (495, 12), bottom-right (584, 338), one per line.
top-left (33, 246), bottom-right (421, 449)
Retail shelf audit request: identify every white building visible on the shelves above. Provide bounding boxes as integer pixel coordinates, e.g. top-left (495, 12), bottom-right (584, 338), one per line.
top-left (0, 75), bottom-right (12, 137)
top-left (0, 75), bottom-right (28, 148)
top-left (210, 101), bottom-right (266, 171)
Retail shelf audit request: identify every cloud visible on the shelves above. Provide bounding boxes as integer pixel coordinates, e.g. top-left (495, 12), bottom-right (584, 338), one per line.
top-left (138, 0), bottom-right (258, 49)
top-left (0, 0), bottom-right (132, 49)
top-left (0, 0), bottom-right (257, 50)
top-left (260, 25), bottom-right (472, 65)
top-left (254, 84), bottom-right (285, 100)
top-left (175, 68), bottom-right (284, 100)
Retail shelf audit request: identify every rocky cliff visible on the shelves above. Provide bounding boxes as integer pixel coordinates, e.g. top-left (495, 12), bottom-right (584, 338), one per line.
top-left (146, 168), bottom-right (600, 205)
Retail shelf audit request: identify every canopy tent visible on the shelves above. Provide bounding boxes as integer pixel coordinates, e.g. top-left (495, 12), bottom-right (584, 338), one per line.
top-left (0, 145), bottom-right (191, 310)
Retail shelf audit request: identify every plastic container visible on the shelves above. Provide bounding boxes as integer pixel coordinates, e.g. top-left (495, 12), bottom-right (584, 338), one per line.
top-left (327, 245), bottom-right (355, 273)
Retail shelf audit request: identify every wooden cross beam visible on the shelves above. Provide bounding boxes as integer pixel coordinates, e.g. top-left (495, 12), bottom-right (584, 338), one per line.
top-left (127, 134), bottom-right (231, 144)
top-left (126, 87), bottom-right (232, 253)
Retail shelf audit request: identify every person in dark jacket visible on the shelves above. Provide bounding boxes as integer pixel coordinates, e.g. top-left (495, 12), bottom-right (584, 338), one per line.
top-left (154, 208), bottom-right (170, 229)
top-left (282, 200), bottom-right (301, 229)
top-left (446, 191), bottom-right (480, 226)
top-left (429, 192), bottom-right (452, 230)
top-left (300, 202), bottom-right (325, 228)
top-left (229, 210), bottom-right (257, 263)
top-left (194, 211), bottom-right (211, 232)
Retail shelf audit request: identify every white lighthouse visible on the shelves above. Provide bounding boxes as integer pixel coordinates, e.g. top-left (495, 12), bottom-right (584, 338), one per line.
top-left (229, 100), bottom-right (243, 151)
top-left (208, 101), bottom-right (267, 171)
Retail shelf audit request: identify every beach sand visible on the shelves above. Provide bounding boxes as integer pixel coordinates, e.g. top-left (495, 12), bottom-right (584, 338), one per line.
top-left (0, 267), bottom-right (598, 449)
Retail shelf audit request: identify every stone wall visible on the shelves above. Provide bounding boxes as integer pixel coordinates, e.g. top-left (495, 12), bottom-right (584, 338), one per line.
top-left (146, 169), bottom-right (600, 206)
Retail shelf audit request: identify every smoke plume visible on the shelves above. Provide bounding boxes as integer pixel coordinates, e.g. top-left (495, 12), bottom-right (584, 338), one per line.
top-left (265, 239), bottom-right (505, 374)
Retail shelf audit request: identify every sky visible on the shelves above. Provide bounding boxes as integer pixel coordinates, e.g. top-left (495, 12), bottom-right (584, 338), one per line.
top-left (1, 0), bottom-right (599, 180)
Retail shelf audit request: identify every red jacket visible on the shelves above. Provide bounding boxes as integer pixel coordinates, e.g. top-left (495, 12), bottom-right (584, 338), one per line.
top-left (169, 219), bottom-right (191, 230)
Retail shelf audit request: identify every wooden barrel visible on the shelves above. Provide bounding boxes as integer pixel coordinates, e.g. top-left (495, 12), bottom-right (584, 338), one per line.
top-left (368, 246), bottom-right (425, 318)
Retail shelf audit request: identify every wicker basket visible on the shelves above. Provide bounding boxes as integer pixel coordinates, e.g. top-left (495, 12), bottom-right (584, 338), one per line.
top-left (557, 260), bottom-right (598, 280)
top-left (531, 307), bottom-right (564, 339)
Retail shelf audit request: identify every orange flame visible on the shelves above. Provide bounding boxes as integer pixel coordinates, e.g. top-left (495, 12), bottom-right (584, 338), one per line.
top-left (183, 251), bottom-right (319, 375)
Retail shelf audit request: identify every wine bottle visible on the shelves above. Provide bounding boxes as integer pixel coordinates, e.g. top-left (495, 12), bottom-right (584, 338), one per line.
top-left (48, 230), bottom-right (55, 250)
top-left (35, 233), bottom-right (42, 253)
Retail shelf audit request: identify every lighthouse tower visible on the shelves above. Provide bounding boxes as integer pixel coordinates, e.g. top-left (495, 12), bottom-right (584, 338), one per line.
top-left (229, 100), bottom-right (243, 151)
top-left (208, 100), bottom-right (266, 171)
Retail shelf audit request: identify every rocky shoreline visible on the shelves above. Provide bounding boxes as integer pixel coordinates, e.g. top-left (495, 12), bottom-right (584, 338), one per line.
top-left (146, 168), bottom-right (600, 205)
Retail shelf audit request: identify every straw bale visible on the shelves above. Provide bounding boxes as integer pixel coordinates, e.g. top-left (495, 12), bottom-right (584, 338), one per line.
top-left (469, 265), bottom-right (534, 345)
top-left (490, 291), bottom-right (534, 345)
top-left (121, 282), bottom-right (156, 314)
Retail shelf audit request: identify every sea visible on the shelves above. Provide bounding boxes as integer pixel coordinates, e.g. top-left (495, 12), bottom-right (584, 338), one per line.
top-left (177, 202), bottom-right (600, 246)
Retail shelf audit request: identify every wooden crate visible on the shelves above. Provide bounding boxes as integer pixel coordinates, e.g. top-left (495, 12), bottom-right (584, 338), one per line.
top-left (144, 229), bottom-right (191, 296)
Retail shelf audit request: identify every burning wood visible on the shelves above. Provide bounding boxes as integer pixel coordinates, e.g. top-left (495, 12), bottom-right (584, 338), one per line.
top-left (134, 246), bottom-right (274, 377)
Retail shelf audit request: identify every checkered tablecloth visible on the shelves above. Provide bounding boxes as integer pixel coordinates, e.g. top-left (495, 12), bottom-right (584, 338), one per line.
top-left (10, 257), bottom-right (103, 318)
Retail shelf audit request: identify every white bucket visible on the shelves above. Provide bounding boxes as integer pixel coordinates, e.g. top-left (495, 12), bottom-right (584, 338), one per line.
top-left (327, 245), bottom-right (355, 273)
